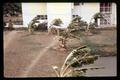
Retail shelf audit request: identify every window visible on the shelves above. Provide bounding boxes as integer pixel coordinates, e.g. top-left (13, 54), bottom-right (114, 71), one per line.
top-left (100, 3), bottom-right (112, 25)
top-left (45, 15), bottom-right (47, 19)
top-left (37, 15), bottom-right (47, 20)
top-left (72, 15), bottom-right (79, 18)
top-left (100, 3), bottom-right (111, 13)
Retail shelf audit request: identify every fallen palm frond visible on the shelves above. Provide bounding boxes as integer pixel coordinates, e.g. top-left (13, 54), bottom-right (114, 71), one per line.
top-left (52, 45), bottom-right (104, 77)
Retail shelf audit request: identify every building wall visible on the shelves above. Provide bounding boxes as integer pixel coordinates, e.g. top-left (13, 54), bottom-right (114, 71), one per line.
top-left (80, 3), bottom-right (100, 23)
top-left (47, 3), bottom-right (72, 28)
top-left (98, 3), bottom-right (117, 27)
top-left (72, 4), bottom-right (81, 16)
top-left (22, 3), bottom-right (47, 27)
top-left (21, 3), bottom-right (116, 28)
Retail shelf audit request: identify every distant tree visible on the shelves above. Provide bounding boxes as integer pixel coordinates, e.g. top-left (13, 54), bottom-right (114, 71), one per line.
top-left (3, 3), bottom-right (22, 17)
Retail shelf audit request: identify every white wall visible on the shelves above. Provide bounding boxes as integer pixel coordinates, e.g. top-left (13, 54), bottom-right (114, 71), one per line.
top-left (80, 3), bottom-right (100, 23)
top-left (72, 4), bottom-right (81, 16)
top-left (22, 3), bottom-right (47, 27)
top-left (47, 3), bottom-right (72, 28)
top-left (111, 3), bottom-right (117, 26)
top-left (72, 3), bottom-right (117, 27)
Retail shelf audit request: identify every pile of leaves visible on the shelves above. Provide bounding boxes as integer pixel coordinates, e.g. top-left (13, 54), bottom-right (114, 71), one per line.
top-left (52, 45), bottom-right (104, 77)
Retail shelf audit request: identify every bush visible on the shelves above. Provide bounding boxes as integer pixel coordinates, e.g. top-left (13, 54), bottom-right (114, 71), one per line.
top-left (51, 18), bottom-right (63, 26)
top-left (68, 16), bottom-right (88, 31)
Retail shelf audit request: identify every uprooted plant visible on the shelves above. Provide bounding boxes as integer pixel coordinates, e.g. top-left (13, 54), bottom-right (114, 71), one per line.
top-left (52, 45), bottom-right (104, 77)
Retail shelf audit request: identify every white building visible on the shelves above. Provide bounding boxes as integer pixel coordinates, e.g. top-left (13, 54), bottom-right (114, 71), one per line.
top-left (22, 3), bottom-right (116, 28)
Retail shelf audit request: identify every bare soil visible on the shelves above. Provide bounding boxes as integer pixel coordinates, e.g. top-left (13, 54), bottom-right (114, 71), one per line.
top-left (4, 29), bottom-right (116, 77)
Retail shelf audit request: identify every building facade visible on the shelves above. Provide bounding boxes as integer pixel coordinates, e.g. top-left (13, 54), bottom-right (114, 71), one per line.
top-left (22, 3), bottom-right (116, 28)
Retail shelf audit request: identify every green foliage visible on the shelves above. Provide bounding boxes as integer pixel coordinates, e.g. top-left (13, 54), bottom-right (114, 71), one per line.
top-left (58, 28), bottom-right (80, 49)
top-left (52, 46), bottom-right (104, 77)
top-left (51, 15), bottom-right (105, 77)
top-left (78, 36), bottom-right (99, 55)
top-left (89, 12), bottom-right (106, 28)
top-left (68, 16), bottom-right (88, 30)
top-left (3, 3), bottom-right (22, 16)
top-left (72, 16), bottom-right (82, 22)
top-left (65, 46), bottom-right (98, 67)
top-left (92, 12), bottom-right (105, 20)
top-left (28, 16), bottom-right (40, 34)
top-left (89, 22), bottom-right (97, 29)
top-left (51, 18), bottom-right (63, 26)
top-left (88, 22), bottom-right (101, 34)
top-left (59, 17), bottom-right (84, 39)
top-left (59, 30), bottom-right (70, 38)
top-left (86, 12), bottom-right (106, 33)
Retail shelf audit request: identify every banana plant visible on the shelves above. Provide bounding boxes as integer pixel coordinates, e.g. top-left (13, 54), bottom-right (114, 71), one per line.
top-left (52, 45), bottom-right (104, 77)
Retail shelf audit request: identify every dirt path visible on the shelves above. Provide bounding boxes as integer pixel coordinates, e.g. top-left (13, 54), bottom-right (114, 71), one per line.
top-left (4, 31), bottom-right (67, 77)
top-left (21, 36), bottom-right (59, 77)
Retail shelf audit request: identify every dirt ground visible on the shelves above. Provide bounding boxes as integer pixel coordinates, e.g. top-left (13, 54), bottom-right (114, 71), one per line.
top-left (67, 29), bottom-right (117, 56)
top-left (4, 29), bottom-right (117, 77)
